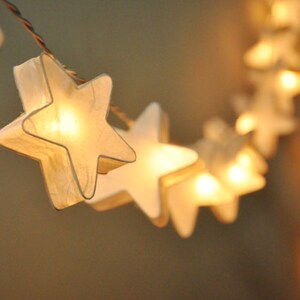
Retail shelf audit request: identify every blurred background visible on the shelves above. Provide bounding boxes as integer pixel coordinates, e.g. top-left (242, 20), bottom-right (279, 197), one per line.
top-left (0, 0), bottom-right (300, 299)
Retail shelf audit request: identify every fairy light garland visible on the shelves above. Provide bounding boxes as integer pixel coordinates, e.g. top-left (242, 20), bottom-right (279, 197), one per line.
top-left (0, 0), bottom-right (299, 237)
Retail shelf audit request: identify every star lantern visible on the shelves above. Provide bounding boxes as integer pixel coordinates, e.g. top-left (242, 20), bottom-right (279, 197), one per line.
top-left (244, 32), bottom-right (300, 70)
top-left (0, 53), bottom-right (136, 210)
top-left (87, 102), bottom-right (199, 226)
top-left (269, 0), bottom-right (300, 30)
top-left (235, 94), bottom-right (296, 157)
top-left (248, 69), bottom-right (300, 113)
top-left (166, 118), bottom-right (267, 238)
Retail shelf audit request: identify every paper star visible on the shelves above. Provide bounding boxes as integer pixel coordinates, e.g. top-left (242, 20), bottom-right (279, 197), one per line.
top-left (269, 0), bottom-right (300, 30)
top-left (235, 95), bottom-right (296, 157)
top-left (87, 102), bottom-right (198, 225)
top-left (166, 161), bottom-right (237, 238)
top-left (166, 119), bottom-right (267, 238)
top-left (249, 69), bottom-right (300, 113)
top-left (244, 31), bottom-right (300, 69)
top-left (0, 53), bottom-right (135, 209)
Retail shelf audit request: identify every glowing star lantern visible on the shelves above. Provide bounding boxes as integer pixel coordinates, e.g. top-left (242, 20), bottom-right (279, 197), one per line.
top-left (220, 162), bottom-right (265, 195)
top-left (244, 32), bottom-right (300, 69)
top-left (270, 0), bottom-right (300, 29)
top-left (198, 120), bottom-right (266, 213)
top-left (255, 69), bottom-right (300, 113)
top-left (87, 102), bottom-right (198, 226)
top-left (166, 161), bottom-right (237, 238)
top-left (249, 69), bottom-right (300, 113)
top-left (195, 138), bottom-right (265, 210)
top-left (0, 53), bottom-right (136, 209)
top-left (235, 95), bottom-right (296, 157)
top-left (166, 119), bottom-right (267, 238)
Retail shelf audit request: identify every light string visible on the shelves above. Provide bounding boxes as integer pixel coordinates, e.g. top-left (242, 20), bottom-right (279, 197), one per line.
top-left (1, 0), bottom-right (134, 128)
top-left (0, 0), bottom-right (299, 238)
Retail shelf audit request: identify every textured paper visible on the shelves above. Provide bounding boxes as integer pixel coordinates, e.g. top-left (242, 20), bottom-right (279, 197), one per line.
top-left (0, 53), bottom-right (136, 209)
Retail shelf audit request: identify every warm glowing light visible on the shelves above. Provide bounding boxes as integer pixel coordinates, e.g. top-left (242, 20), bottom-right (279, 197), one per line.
top-left (236, 147), bottom-right (268, 174)
top-left (192, 172), bottom-right (234, 205)
top-left (244, 42), bottom-right (274, 69)
top-left (195, 173), bottom-right (219, 197)
top-left (236, 152), bottom-right (252, 169)
top-left (48, 109), bottom-right (80, 136)
top-left (149, 144), bottom-right (197, 174)
top-left (0, 54), bottom-right (136, 210)
top-left (278, 70), bottom-right (300, 91)
top-left (227, 165), bottom-right (247, 184)
top-left (222, 162), bottom-right (266, 195)
top-left (272, 1), bottom-right (290, 27)
top-left (59, 109), bottom-right (79, 135)
top-left (236, 113), bottom-right (256, 134)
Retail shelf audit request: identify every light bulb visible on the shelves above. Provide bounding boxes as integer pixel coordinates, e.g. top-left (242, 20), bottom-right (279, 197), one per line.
top-left (227, 165), bottom-right (247, 184)
top-left (236, 113), bottom-right (256, 134)
top-left (193, 172), bottom-right (234, 205)
top-left (195, 173), bottom-right (219, 197)
top-left (49, 108), bottom-right (80, 136)
top-left (59, 109), bottom-right (79, 135)
top-left (278, 70), bottom-right (300, 91)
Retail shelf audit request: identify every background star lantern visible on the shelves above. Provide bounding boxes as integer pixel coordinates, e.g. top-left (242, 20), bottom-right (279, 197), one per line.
top-left (166, 118), bottom-right (267, 238)
top-left (235, 94), bottom-right (296, 157)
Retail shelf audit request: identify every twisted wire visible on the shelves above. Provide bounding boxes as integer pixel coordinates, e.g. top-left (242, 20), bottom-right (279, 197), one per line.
top-left (1, 0), bottom-right (134, 128)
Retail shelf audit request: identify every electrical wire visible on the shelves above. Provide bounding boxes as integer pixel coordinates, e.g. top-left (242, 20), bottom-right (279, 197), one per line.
top-left (1, 0), bottom-right (134, 128)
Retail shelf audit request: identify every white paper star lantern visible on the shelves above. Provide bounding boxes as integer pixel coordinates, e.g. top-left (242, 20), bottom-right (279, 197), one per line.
top-left (269, 0), bottom-right (300, 30)
top-left (248, 69), bottom-right (300, 113)
top-left (166, 161), bottom-right (237, 238)
top-left (166, 119), bottom-right (267, 238)
top-left (87, 102), bottom-right (198, 226)
top-left (244, 32), bottom-right (300, 69)
top-left (0, 53), bottom-right (136, 209)
top-left (235, 95), bottom-right (296, 157)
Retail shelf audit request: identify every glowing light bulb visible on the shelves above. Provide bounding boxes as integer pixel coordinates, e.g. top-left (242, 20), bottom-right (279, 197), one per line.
top-left (278, 70), bottom-right (300, 91)
top-left (236, 113), bottom-right (256, 134)
top-left (227, 165), bottom-right (247, 184)
top-left (49, 109), bottom-right (80, 136)
top-left (195, 173), bottom-right (219, 197)
top-left (59, 109), bottom-right (79, 135)
top-left (192, 172), bottom-right (235, 205)
top-left (222, 162), bottom-right (266, 195)
top-left (244, 42), bottom-right (274, 69)
top-left (272, 1), bottom-right (290, 27)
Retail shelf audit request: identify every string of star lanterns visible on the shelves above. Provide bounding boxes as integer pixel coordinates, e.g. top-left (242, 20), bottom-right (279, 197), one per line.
top-left (0, 0), bottom-right (299, 238)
